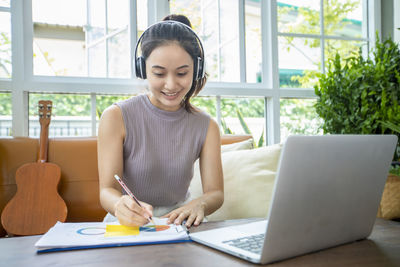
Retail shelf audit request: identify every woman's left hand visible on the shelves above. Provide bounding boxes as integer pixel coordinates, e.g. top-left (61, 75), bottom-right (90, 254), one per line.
top-left (162, 199), bottom-right (206, 228)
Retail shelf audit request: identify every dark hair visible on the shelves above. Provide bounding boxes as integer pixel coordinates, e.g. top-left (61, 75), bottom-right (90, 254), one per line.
top-left (140, 21), bottom-right (207, 113)
top-left (162, 14), bottom-right (192, 28)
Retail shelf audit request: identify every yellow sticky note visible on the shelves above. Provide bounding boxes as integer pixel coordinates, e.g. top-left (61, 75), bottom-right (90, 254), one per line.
top-left (105, 224), bottom-right (139, 237)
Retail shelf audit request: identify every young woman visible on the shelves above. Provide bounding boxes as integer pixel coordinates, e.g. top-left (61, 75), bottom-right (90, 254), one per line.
top-left (97, 16), bottom-right (223, 228)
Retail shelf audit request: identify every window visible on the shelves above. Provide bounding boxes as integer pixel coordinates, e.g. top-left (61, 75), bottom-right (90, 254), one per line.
top-left (221, 97), bottom-right (265, 146)
top-left (32, 0), bottom-right (138, 78)
top-left (0, 1), bottom-right (11, 78)
top-left (29, 93), bottom-right (92, 137)
top-left (277, 0), bottom-right (367, 88)
top-left (170, 0), bottom-right (262, 83)
top-left (3, 0), bottom-right (377, 143)
top-left (0, 92), bottom-right (11, 136)
top-left (280, 98), bottom-right (323, 141)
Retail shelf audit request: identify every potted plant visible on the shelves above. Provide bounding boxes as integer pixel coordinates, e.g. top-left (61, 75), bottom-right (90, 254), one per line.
top-left (314, 35), bottom-right (400, 220)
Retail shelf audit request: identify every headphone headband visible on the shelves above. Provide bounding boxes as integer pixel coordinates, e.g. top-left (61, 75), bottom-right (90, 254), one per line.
top-left (134, 21), bottom-right (205, 81)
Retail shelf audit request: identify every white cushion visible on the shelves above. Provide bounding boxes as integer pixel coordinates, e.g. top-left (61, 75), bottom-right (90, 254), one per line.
top-left (189, 143), bottom-right (282, 221)
top-left (221, 138), bottom-right (254, 153)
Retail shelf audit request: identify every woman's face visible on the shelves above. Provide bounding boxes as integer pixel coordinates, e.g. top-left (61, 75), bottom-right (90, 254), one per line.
top-left (145, 43), bottom-right (194, 111)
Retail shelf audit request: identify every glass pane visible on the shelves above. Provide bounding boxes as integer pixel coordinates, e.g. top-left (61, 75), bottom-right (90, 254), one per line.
top-left (190, 96), bottom-right (216, 119)
top-left (245, 0), bottom-right (262, 83)
top-left (324, 0), bottom-right (363, 38)
top-left (96, 94), bottom-right (131, 117)
top-left (96, 94), bottom-right (132, 134)
top-left (170, 0), bottom-right (242, 82)
top-left (88, 42), bottom-right (106, 77)
top-left (202, 0), bottom-right (219, 81)
top-left (137, 0), bottom-right (148, 37)
top-left (33, 0), bottom-right (86, 77)
top-left (87, 0), bottom-right (106, 42)
top-left (29, 93), bottom-right (91, 137)
top-left (32, 0), bottom-right (134, 78)
top-left (33, 0), bottom-right (86, 25)
top-left (278, 37), bottom-right (321, 88)
top-left (33, 38), bottom-right (86, 76)
top-left (221, 97), bottom-right (265, 147)
top-left (169, 0), bottom-right (202, 30)
top-left (0, 1), bottom-right (10, 8)
top-left (325, 40), bottom-right (365, 66)
top-left (107, 0), bottom-right (129, 34)
top-left (108, 30), bottom-right (130, 78)
top-left (219, 1), bottom-right (240, 82)
top-left (0, 11), bottom-right (11, 78)
top-left (280, 98), bottom-right (323, 142)
top-left (0, 92), bottom-right (12, 137)
top-left (277, 0), bottom-right (320, 34)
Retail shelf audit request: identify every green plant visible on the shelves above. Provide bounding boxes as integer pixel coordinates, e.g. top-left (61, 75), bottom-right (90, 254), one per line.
top-left (314, 34), bottom-right (400, 163)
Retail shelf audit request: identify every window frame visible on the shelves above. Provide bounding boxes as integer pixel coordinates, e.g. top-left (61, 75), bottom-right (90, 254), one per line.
top-left (1, 0), bottom-right (381, 143)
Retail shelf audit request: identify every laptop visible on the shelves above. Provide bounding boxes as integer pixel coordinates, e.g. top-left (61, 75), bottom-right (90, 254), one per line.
top-left (190, 135), bottom-right (397, 264)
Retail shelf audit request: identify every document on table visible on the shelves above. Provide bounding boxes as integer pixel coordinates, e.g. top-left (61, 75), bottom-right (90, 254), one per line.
top-left (35, 217), bottom-right (190, 253)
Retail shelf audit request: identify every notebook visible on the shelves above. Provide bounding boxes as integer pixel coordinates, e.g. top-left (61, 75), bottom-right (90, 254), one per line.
top-left (35, 217), bottom-right (190, 253)
top-left (189, 135), bottom-right (397, 264)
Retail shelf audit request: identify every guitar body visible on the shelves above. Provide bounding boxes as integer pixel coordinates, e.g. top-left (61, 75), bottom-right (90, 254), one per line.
top-left (1, 162), bottom-right (67, 235)
top-left (1, 100), bottom-right (68, 236)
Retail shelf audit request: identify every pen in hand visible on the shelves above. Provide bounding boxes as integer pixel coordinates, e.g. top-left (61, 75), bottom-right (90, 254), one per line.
top-left (114, 174), bottom-right (154, 224)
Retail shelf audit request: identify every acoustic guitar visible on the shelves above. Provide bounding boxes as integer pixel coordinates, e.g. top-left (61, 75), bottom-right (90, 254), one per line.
top-left (1, 100), bottom-right (67, 236)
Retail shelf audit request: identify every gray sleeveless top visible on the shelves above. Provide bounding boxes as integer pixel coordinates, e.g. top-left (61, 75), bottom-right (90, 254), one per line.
top-left (116, 94), bottom-right (210, 206)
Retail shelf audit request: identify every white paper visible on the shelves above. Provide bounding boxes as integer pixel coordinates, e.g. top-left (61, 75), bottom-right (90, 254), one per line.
top-left (35, 217), bottom-right (189, 250)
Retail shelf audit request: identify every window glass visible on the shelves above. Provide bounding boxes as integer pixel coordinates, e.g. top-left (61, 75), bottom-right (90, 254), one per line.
top-left (0, 11), bottom-right (11, 78)
top-left (137, 0), bottom-right (148, 37)
top-left (87, 0), bottom-right (105, 43)
top-left (95, 94), bottom-right (132, 134)
top-left (0, 1), bottom-right (10, 7)
top-left (221, 97), bottom-right (265, 147)
top-left (96, 94), bottom-right (131, 118)
top-left (278, 37), bottom-right (321, 88)
top-left (108, 31), bottom-right (130, 78)
top-left (245, 0), bottom-right (262, 83)
top-left (278, 0), bottom-right (320, 34)
top-left (201, 0), bottom-right (218, 81)
top-left (88, 42), bottom-right (106, 77)
top-left (29, 93), bottom-right (91, 137)
top-left (280, 98), bottom-right (323, 142)
top-left (170, 0), bottom-right (241, 82)
top-left (32, 0), bottom-right (133, 78)
top-left (325, 40), bottom-right (365, 65)
top-left (219, 1), bottom-right (240, 82)
top-left (191, 96), bottom-right (216, 119)
top-left (324, 0), bottom-right (363, 38)
top-left (0, 92), bottom-right (11, 136)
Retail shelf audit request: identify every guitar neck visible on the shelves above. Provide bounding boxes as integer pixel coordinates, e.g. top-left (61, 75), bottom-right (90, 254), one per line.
top-left (38, 100), bottom-right (52, 163)
top-left (38, 123), bottom-right (49, 163)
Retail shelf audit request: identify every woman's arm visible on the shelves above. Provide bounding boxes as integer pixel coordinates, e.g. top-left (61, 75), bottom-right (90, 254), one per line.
top-left (97, 105), bottom-right (153, 226)
top-left (164, 119), bottom-right (224, 227)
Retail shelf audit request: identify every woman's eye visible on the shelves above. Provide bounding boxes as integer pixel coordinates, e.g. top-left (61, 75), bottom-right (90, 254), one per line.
top-left (177, 72), bottom-right (188, 76)
top-left (153, 73), bottom-right (164, 77)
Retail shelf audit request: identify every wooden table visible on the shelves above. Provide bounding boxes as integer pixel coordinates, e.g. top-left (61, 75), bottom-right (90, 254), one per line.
top-left (1, 218), bottom-right (399, 267)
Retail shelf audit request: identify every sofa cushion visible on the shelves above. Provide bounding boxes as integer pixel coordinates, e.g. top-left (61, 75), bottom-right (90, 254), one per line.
top-left (189, 143), bottom-right (282, 221)
top-left (221, 138), bottom-right (254, 153)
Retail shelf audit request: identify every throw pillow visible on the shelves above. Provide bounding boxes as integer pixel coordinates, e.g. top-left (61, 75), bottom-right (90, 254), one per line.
top-left (221, 138), bottom-right (254, 153)
top-left (189, 143), bottom-right (282, 221)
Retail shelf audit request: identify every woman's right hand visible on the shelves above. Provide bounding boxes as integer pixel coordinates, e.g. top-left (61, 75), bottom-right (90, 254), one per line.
top-left (114, 195), bottom-right (154, 226)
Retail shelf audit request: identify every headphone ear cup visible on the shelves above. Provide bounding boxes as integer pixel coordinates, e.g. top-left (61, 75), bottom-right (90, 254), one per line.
top-left (194, 56), bottom-right (204, 81)
top-left (135, 56), bottom-right (146, 79)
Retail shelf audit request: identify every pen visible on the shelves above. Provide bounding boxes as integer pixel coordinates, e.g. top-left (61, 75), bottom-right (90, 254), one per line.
top-left (114, 174), bottom-right (154, 224)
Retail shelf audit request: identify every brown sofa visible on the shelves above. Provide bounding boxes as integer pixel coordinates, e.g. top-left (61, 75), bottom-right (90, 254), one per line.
top-left (0, 135), bottom-right (252, 237)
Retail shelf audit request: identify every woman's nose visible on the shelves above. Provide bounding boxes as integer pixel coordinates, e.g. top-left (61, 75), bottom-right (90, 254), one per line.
top-left (165, 74), bottom-right (178, 90)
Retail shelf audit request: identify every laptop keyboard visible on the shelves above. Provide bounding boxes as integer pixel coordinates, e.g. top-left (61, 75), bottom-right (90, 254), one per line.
top-left (222, 233), bottom-right (265, 254)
